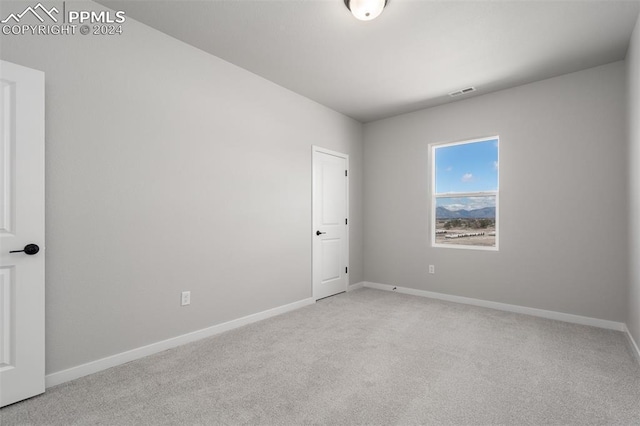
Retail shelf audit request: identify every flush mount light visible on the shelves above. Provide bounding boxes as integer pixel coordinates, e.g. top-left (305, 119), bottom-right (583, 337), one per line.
top-left (344, 0), bottom-right (388, 21)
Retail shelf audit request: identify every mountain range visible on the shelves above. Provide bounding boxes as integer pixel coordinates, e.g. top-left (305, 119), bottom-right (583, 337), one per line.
top-left (436, 206), bottom-right (495, 219)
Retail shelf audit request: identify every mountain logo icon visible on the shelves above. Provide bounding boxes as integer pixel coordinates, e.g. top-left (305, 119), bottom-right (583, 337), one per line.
top-left (1, 3), bottom-right (59, 24)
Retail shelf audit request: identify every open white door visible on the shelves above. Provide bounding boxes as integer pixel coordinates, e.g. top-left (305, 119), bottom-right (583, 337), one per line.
top-left (312, 147), bottom-right (348, 300)
top-left (0, 60), bottom-right (45, 407)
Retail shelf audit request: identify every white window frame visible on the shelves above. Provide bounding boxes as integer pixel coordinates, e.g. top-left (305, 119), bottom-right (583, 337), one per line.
top-left (430, 136), bottom-right (499, 251)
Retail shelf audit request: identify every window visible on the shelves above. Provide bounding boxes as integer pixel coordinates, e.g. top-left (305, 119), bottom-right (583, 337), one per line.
top-left (431, 136), bottom-right (499, 250)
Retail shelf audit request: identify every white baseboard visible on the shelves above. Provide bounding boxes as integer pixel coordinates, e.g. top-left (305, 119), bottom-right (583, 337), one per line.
top-left (46, 283), bottom-right (638, 388)
top-left (625, 326), bottom-right (640, 363)
top-left (347, 281), bottom-right (364, 292)
top-left (45, 297), bottom-right (315, 388)
top-left (362, 282), bottom-right (626, 332)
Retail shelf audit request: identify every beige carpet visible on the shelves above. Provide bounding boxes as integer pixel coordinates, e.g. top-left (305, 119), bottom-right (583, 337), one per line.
top-left (2, 288), bottom-right (639, 425)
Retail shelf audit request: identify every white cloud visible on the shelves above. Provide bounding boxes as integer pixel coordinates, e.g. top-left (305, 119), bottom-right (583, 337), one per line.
top-left (445, 166), bottom-right (453, 172)
top-left (443, 203), bottom-right (466, 210)
top-left (439, 196), bottom-right (495, 211)
top-left (461, 173), bottom-right (473, 182)
top-left (494, 161), bottom-right (499, 171)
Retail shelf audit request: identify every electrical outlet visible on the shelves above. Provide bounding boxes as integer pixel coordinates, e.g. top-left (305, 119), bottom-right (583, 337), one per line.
top-left (429, 265), bottom-right (435, 274)
top-left (181, 291), bottom-right (191, 306)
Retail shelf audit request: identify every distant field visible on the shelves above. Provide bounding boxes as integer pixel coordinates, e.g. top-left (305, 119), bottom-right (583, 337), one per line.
top-left (435, 219), bottom-right (496, 247)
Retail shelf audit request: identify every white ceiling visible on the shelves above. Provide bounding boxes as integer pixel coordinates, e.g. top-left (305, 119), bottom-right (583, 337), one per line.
top-left (99, 0), bottom-right (640, 122)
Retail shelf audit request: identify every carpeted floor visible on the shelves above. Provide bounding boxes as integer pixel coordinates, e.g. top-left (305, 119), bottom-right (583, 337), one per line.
top-left (2, 288), bottom-right (639, 425)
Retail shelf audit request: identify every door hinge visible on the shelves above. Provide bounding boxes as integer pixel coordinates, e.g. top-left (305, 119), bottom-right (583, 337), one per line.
top-left (345, 170), bottom-right (348, 177)
top-left (345, 267), bottom-right (348, 274)
top-left (345, 218), bottom-right (348, 225)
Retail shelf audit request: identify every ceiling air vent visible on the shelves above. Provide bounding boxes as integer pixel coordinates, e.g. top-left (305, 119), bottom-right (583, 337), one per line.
top-left (449, 87), bottom-right (476, 97)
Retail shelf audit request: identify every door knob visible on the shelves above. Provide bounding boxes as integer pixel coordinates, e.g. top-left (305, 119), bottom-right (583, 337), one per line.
top-left (9, 244), bottom-right (40, 255)
top-left (316, 230), bottom-right (326, 236)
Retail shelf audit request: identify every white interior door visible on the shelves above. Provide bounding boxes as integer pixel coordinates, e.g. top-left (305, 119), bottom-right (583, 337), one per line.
top-left (312, 147), bottom-right (348, 300)
top-left (0, 60), bottom-right (45, 407)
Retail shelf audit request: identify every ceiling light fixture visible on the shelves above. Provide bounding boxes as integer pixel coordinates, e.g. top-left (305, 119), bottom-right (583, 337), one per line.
top-left (344, 0), bottom-right (388, 21)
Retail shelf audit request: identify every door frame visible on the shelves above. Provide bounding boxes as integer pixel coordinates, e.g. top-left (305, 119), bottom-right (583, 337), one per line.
top-left (311, 146), bottom-right (349, 300)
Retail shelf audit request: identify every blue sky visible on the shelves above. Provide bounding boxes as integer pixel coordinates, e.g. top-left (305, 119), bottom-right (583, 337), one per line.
top-left (435, 138), bottom-right (498, 194)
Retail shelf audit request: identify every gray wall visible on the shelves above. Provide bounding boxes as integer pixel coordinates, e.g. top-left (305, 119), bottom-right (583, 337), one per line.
top-left (0, 1), bottom-right (363, 374)
top-left (628, 16), bottom-right (640, 346)
top-left (363, 62), bottom-right (628, 322)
